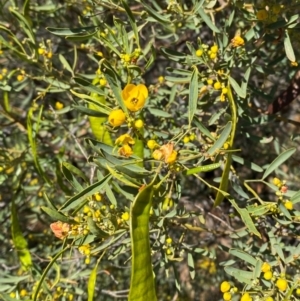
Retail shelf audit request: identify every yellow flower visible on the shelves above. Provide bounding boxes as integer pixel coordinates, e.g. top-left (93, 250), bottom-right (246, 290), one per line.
top-left (183, 136), bottom-right (190, 144)
top-left (134, 119), bottom-right (144, 129)
top-left (121, 212), bottom-right (130, 221)
top-left (240, 293), bottom-right (252, 301)
top-left (152, 149), bottom-right (164, 160)
top-left (122, 84), bottom-right (148, 112)
top-left (207, 79), bottom-right (213, 85)
top-left (166, 237), bottom-right (172, 244)
top-left (99, 78), bottom-right (107, 86)
top-left (210, 52), bottom-right (217, 59)
top-left (123, 54), bottom-right (131, 62)
top-left (223, 292), bottom-right (232, 301)
top-left (261, 262), bottom-right (271, 272)
top-left (79, 244), bottom-right (91, 255)
top-left (55, 101), bottom-right (64, 110)
top-left (147, 140), bottom-right (159, 150)
top-left (256, 9), bottom-right (268, 20)
top-left (214, 81), bottom-right (222, 90)
top-left (38, 48), bottom-right (45, 55)
top-left (211, 44), bottom-right (218, 53)
top-left (158, 76), bottom-right (164, 83)
top-left (108, 109), bottom-right (126, 127)
top-left (118, 144), bottom-right (133, 157)
top-left (231, 36), bottom-right (245, 47)
top-left (196, 49), bottom-right (203, 57)
top-left (273, 177), bottom-right (282, 187)
top-left (276, 278), bottom-right (287, 291)
top-left (20, 289), bottom-right (27, 297)
top-left (265, 297), bottom-right (274, 301)
top-left (115, 134), bottom-right (135, 145)
top-left (165, 150), bottom-right (177, 164)
top-left (284, 200), bottom-right (293, 210)
top-left (220, 281), bottom-right (231, 293)
top-left (264, 271), bottom-right (273, 280)
top-left (222, 87), bottom-right (228, 94)
top-left (17, 74), bottom-right (24, 81)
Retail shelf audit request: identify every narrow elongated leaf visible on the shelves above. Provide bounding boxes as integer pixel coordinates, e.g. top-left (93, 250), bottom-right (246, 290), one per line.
top-left (11, 199), bottom-right (32, 271)
top-left (214, 85), bottom-right (237, 206)
top-left (185, 162), bottom-right (221, 175)
top-left (129, 181), bottom-right (157, 301)
top-left (284, 30), bottom-right (295, 62)
top-left (59, 54), bottom-right (74, 76)
top-left (59, 174), bottom-right (112, 211)
top-left (121, 0), bottom-right (139, 47)
top-left (41, 206), bottom-right (73, 223)
top-left (228, 198), bottom-right (261, 238)
top-left (229, 249), bottom-right (256, 266)
top-left (229, 76), bottom-right (246, 98)
top-left (262, 148), bottom-right (296, 179)
top-left (188, 67), bottom-right (198, 126)
top-left (46, 26), bottom-right (97, 36)
top-left (198, 8), bottom-right (221, 33)
top-left (141, 1), bottom-right (171, 24)
top-left (101, 61), bottom-right (127, 113)
top-left (207, 121), bottom-right (232, 156)
top-left (62, 162), bottom-right (89, 183)
top-left (88, 253), bottom-right (105, 301)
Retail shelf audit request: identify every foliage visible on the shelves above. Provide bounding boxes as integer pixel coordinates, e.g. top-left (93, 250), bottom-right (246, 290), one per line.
top-left (1, 0), bottom-right (300, 300)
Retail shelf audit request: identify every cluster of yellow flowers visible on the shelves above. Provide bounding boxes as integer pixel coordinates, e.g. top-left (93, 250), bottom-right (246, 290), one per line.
top-left (273, 177), bottom-right (293, 211)
top-left (195, 43), bottom-right (219, 60)
top-left (37, 41), bottom-right (53, 59)
top-left (220, 262), bottom-right (293, 301)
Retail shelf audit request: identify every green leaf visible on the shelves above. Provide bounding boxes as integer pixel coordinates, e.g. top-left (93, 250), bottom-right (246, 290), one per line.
top-left (185, 162), bottom-right (221, 175)
top-left (27, 106), bottom-right (50, 183)
top-left (101, 60), bottom-right (127, 113)
top-left (10, 8), bottom-right (35, 44)
top-left (59, 174), bottom-right (112, 212)
top-left (228, 198), bottom-right (261, 238)
top-left (284, 30), bottom-right (295, 62)
top-left (207, 121), bottom-right (232, 156)
top-left (11, 200), bottom-right (32, 271)
top-left (188, 67), bottom-right (198, 126)
top-left (262, 148), bottom-right (296, 179)
top-left (229, 249), bottom-right (257, 266)
top-left (121, 0), bottom-right (139, 47)
top-left (160, 48), bottom-right (187, 63)
top-left (59, 54), bottom-right (74, 76)
top-left (224, 267), bottom-right (252, 285)
top-left (198, 8), bottom-right (221, 33)
top-left (46, 26), bottom-right (97, 36)
top-left (41, 206), bottom-right (73, 223)
top-left (148, 108), bottom-right (172, 118)
top-left (141, 1), bottom-right (171, 24)
top-left (247, 204), bottom-right (270, 216)
top-left (229, 76), bottom-right (247, 98)
top-left (62, 162), bottom-right (89, 183)
top-left (187, 253), bottom-right (195, 279)
top-left (129, 181), bottom-right (157, 301)
top-left (106, 164), bottom-right (140, 188)
top-left (88, 90), bottom-right (113, 145)
top-left (232, 155), bottom-right (263, 172)
top-left (72, 79), bottom-right (105, 97)
top-left (88, 253), bottom-right (105, 301)
top-left (193, 118), bottom-right (216, 141)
